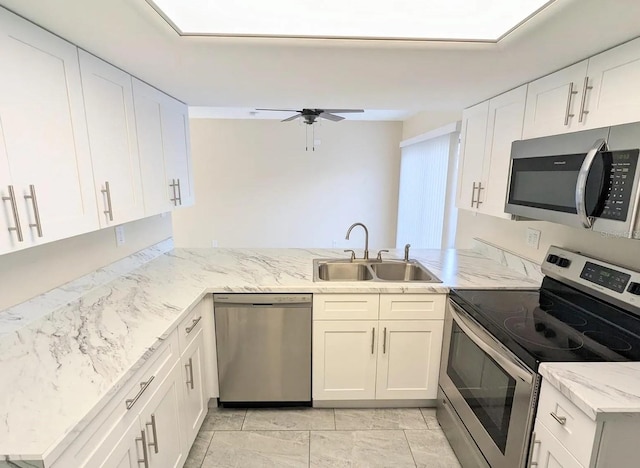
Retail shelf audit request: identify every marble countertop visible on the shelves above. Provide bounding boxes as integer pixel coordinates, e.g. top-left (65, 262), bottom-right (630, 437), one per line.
top-left (539, 362), bottom-right (640, 421)
top-left (0, 244), bottom-right (541, 465)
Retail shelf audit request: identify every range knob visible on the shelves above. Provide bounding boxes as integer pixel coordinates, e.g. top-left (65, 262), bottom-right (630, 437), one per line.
top-left (546, 254), bottom-right (559, 264)
top-left (628, 282), bottom-right (640, 296)
top-left (556, 258), bottom-right (571, 268)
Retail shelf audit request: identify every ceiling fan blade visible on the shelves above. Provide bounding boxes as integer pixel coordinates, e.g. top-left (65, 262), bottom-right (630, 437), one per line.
top-left (256, 108), bottom-right (301, 112)
top-left (281, 114), bottom-right (301, 122)
top-left (319, 112), bottom-right (344, 122)
top-left (320, 109), bottom-right (364, 114)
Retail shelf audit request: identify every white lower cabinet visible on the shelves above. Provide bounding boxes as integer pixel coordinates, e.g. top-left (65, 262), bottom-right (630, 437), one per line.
top-left (181, 328), bottom-right (208, 447)
top-left (88, 417), bottom-right (142, 468)
top-left (313, 294), bottom-right (445, 402)
top-left (375, 320), bottom-right (444, 400)
top-left (531, 422), bottom-right (583, 468)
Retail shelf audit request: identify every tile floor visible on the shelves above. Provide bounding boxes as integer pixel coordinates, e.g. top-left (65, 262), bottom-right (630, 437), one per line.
top-left (183, 407), bottom-right (461, 468)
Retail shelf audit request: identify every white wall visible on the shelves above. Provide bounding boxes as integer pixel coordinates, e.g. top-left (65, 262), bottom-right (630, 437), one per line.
top-left (402, 110), bottom-right (462, 140)
top-left (455, 211), bottom-right (640, 270)
top-left (172, 119), bottom-right (403, 249)
top-left (0, 215), bottom-right (172, 310)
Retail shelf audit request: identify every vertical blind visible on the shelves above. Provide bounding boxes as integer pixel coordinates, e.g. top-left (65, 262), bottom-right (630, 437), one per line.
top-left (396, 134), bottom-right (452, 249)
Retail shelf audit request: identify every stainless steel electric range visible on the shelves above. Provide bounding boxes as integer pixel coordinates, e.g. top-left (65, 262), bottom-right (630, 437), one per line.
top-left (437, 246), bottom-right (640, 468)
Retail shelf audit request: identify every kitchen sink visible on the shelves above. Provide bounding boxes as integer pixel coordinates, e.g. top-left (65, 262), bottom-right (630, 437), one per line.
top-left (313, 259), bottom-right (441, 283)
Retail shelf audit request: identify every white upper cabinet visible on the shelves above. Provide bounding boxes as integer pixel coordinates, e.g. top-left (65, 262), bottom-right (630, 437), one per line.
top-left (456, 85), bottom-right (527, 219)
top-left (79, 50), bottom-right (144, 227)
top-left (456, 100), bottom-right (489, 212)
top-left (523, 61), bottom-right (589, 139)
top-left (132, 78), bottom-right (193, 215)
top-left (0, 8), bottom-right (98, 254)
top-left (581, 37), bottom-right (640, 130)
top-left (480, 85), bottom-right (527, 218)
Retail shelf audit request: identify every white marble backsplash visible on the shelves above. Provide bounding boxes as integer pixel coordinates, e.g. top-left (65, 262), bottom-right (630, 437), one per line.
top-left (471, 238), bottom-right (544, 282)
top-left (0, 238), bottom-right (174, 337)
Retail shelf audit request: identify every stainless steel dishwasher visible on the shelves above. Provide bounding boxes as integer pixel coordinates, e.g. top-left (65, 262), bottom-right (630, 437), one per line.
top-left (213, 294), bottom-right (312, 406)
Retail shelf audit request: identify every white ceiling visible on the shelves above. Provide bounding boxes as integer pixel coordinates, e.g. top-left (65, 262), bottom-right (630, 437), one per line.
top-left (2, 0), bottom-right (640, 121)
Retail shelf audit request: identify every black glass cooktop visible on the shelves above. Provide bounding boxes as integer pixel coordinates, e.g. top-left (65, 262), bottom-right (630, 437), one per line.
top-left (450, 277), bottom-right (640, 371)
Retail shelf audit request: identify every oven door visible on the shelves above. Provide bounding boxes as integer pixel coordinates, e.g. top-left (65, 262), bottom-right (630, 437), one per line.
top-left (439, 301), bottom-right (538, 468)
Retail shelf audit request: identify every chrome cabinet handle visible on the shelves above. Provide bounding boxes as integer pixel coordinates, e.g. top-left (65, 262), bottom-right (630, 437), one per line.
top-left (526, 432), bottom-right (540, 467)
top-left (185, 316), bottom-right (202, 334)
top-left (136, 429), bottom-right (150, 468)
top-left (383, 327), bottom-right (387, 354)
top-left (2, 185), bottom-right (23, 242)
top-left (576, 138), bottom-right (607, 228)
top-left (176, 178), bottom-right (182, 205)
top-left (24, 185), bottom-right (43, 237)
top-left (125, 375), bottom-right (155, 410)
top-left (578, 76), bottom-right (593, 123)
top-left (169, 178), bottom-right (179, 206)
top-left (471, 182), bottom-right (478, 208)
top-left (550, 412), bottom-right (567, 425)
top-left (564, 81), bottom-right (578, 125)
top-left (101, 181), bottom-right (114, 221)
top-left (185, 357), bottom-right (195, 389)
top-left (475, 182), bottom-right (484, 207)
top-left (145, 414), bottom-right (159, 454)
top-left (371, 327), bottom-right (375, 354)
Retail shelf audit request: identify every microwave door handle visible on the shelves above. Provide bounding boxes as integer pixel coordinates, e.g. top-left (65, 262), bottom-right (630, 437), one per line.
top-left (576, 138), bottom-right (607, 229)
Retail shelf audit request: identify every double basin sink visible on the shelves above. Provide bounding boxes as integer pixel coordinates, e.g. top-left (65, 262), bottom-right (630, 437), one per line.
top-left (313, 258), bottom-right (441, 283)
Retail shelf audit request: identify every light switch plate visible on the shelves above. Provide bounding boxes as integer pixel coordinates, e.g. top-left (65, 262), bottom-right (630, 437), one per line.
top-left (115, 225), bottom-right (125, 246)
top-left (526, 227), bottom-right (541, 249)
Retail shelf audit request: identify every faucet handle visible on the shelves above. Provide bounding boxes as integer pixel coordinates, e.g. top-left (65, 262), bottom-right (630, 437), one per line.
top-left (376, 249), bottom-right (389, 261)
top-left (344, 249), bottom-right (356, 261)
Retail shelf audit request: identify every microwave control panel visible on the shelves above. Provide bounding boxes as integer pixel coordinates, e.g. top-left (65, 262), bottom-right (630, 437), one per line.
top-left (600, 149), bottom-right (639, 221)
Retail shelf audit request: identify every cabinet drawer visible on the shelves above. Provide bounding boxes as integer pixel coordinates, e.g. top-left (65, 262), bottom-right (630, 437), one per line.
top-left (531, 420), bottom-right (585, 468)
top-left (379, 294), bottom-right (446, 320)
top-left (537, 380), bottom-right (596, 467)
top-left (313, 294), bottom-right (379, 320)
top-left (50, 330), bottom-right (180, 467)
top-left (178, 299), bottom-right (206, 354)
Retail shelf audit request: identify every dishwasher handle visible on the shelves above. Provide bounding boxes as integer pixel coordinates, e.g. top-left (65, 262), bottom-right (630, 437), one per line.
top-left (213, 294), bottom-right (312, 307)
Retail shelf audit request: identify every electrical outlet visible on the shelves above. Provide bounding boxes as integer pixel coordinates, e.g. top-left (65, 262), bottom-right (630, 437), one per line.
top-left (211, 240), bottom-right (219, 248)
top-left (115, 225), bottom-right (125, 246)
top-left (526, 228), bottom-right (541, 249)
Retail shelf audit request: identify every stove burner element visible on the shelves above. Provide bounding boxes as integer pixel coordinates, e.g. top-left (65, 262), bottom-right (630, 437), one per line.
top-left (583, 331), bottom-right (633, 351)
top-left (544, 308), bottom-right (588, 327)
top-left (504, 317), bottom-right (584, 350)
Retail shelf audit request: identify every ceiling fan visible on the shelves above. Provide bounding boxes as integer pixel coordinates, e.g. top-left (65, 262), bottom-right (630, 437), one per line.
top-left (256, 108), bottom-right (364, 125)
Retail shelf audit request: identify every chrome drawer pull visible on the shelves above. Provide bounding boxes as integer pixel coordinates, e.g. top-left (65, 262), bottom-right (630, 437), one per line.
top-left (169, 178), bottom-right (179, 206)
top-left (526, 432), bottom-right (541, 467)
top-left (185, 316), bottom-right (202, 334)
top-left (136, 429), bottom-right (149, 468)
top-left (185, 357), bottom-right (194, 389)
top-left (564, 81), bottom-right (578, 125)
top-left (101, 181), bottom-right (114, 221)
top-left (383, 327), bottom-right (387, 354)
top-left (125, 375), bottom-right (155, 410)
top-left (145, 414), bottom-right (159, 454)
top-left (371, 327), bottom-right (375, 354)
top-left (176, 178), bottom-right (182, 205)
top-left (578, 76), bottom-right (593, 123)
top-left (2, 185), bottom-right (23, 242)
top-left (24, 185), bottom-right (43, 237)
top-left (550, 411), bottom-right (567, 425)
top-left (475, 182), bottom-right (484, 207)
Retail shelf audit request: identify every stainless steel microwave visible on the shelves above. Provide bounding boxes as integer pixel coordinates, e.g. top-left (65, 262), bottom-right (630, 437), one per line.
top-left (505, 122), bottom-right (640, 239)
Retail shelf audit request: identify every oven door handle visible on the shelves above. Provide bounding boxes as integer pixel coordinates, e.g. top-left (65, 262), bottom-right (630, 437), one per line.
top-left (575, 138), bottom-right (607, 229)
top-left (449, 301), bottom-right (534, 384)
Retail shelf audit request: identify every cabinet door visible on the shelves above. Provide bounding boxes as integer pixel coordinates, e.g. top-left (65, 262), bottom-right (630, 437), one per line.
top-left (83, 417), bottom-right (144, 468)
top-left (456, 100), bottom-right (488, 212)
top-left (530, 422), bottom-right (585, 468)
top-left (375, 320), bottom-right (444, 400)
top-left (79, 50), bottom-right (144, 227)
top-left (132, 78), bottom-right (173, 216)
top-left (181, 328), bottom-right (207, 448)
top-left (523, 61), bottom-right (589, 139)
top-left (479, 85), bottom-right (527, 219)
top-left (0, 8), bottom-right (98, 252)
top-left (312, 321), bottom-right (378, 400)
top-left (161, 96), bottom-right (194, 207)
top-left (139, 362), bottom-right (186, 468)
top-left (582, 37), bottom-right (640, 129)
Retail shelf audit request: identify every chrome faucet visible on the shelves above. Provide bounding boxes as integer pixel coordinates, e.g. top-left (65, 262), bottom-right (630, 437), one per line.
top-left (404, 243), bottom-right (411, 261)
top-left (345, 222), bottom-right (369, 260)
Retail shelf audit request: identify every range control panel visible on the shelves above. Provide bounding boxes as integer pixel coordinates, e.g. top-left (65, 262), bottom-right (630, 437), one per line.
top-left (580, 261), bottom-right (631, 294)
